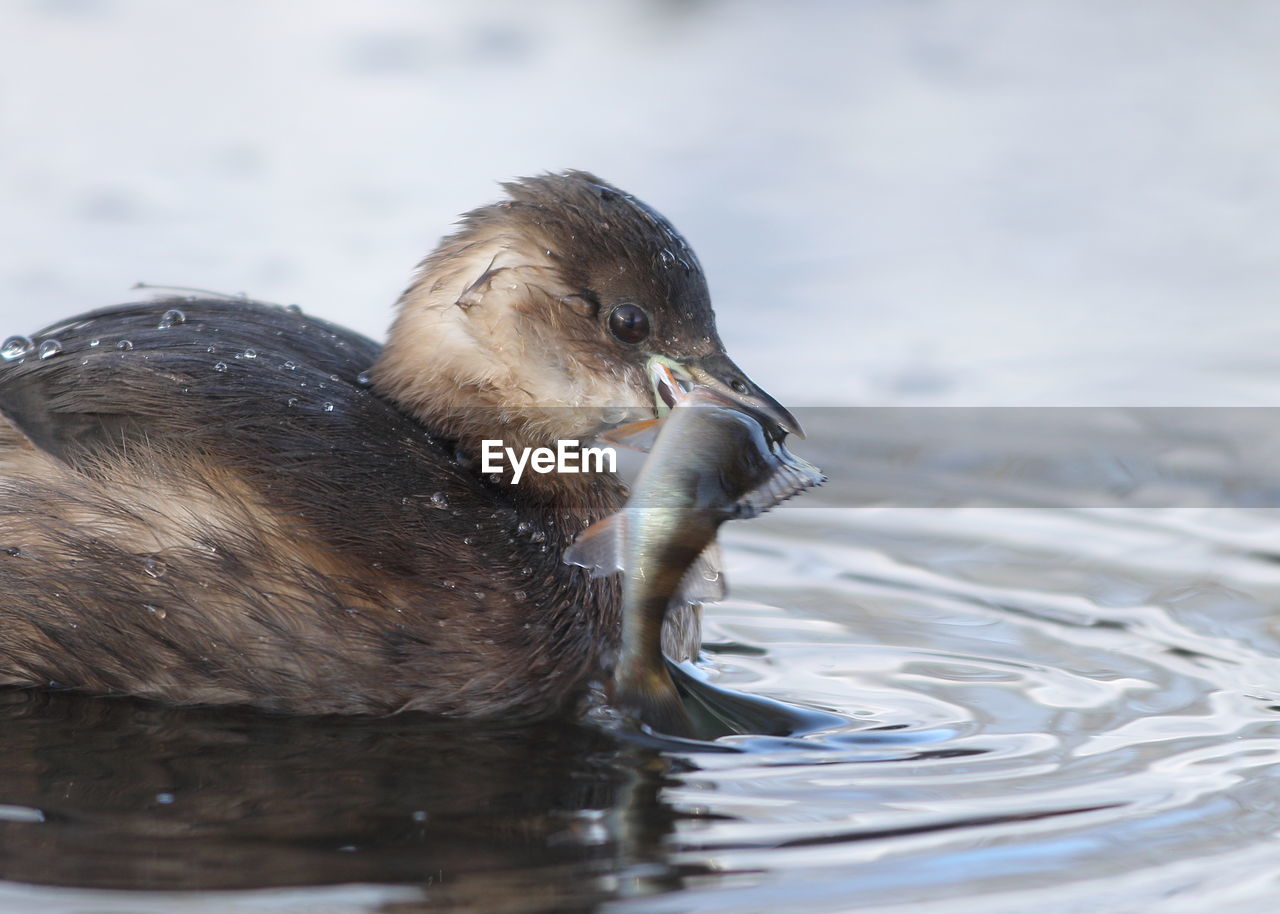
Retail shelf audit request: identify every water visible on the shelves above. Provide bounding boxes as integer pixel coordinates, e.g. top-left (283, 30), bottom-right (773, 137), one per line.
top-left (1, 412), bottom-right (1278, 912)
top-left (5, 1), bottom-right (1280, 410)
top-left (4, 1), bottom-right (1280, 911)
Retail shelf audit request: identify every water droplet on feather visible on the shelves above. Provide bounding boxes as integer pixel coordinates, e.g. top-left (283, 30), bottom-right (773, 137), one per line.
top-left (157, 309), bottom-right (186, 329)
top-left (1, 336), bottom-right (32, 360)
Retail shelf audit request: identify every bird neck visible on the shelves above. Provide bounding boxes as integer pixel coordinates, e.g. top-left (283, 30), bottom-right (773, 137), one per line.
top-left (370, 360), bottom-right (629, 519)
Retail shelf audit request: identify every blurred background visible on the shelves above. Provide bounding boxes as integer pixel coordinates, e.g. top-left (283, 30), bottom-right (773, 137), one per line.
top-left (2, 0), bottom-right (1278, 408)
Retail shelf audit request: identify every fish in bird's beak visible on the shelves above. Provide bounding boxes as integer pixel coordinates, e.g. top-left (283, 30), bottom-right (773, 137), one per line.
top-left (646, 353), bottom-right (803, 439)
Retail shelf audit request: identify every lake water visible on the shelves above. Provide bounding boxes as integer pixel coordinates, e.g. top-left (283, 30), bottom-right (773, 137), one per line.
top-left (3, 1), bottom-right (1280, 912)
top-left (4, 411), bottom-right (1280, 914)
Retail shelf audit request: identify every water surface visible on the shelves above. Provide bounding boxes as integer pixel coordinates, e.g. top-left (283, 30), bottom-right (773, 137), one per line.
top-left (3, 408), bottom-right (1280, 913)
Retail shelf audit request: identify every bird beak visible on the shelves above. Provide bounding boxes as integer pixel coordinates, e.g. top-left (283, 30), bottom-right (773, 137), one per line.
top-left (647, 352), bottom-right (804, 439)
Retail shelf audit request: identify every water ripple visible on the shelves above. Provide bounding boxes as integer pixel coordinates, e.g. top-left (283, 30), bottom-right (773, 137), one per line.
top-left (629, 503), bottom-right (1280, 913)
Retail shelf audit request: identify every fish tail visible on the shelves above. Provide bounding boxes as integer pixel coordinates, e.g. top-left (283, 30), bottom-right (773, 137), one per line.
top-left (737, 449), bottom-right (826, 518)
top-left (612, 656), bottom-right (695, 738)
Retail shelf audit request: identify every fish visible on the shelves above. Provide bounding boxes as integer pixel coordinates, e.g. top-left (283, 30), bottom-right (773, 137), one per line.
top-left (565, 360), bottom-right (824, 737)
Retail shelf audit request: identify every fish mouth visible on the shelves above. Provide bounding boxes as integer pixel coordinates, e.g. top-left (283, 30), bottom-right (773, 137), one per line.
top-left (649, 359), bottom-right (683, 412)
top-left (647, 354), bottom-right (804, 439)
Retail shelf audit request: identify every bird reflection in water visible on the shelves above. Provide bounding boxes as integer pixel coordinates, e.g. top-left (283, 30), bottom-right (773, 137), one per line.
top-left (0, 687), bottom-right (719, 912)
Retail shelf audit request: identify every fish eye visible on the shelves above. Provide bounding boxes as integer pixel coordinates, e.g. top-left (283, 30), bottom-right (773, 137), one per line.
top-left (607, 304), bottom-right (650, 344)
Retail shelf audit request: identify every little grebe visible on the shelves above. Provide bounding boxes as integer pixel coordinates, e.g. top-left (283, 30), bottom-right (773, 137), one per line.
top-left (0, 171), bottom-right (798, 719)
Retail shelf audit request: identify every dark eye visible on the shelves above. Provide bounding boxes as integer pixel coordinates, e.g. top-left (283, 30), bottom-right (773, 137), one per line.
top-left (607, 304), bottom-right (650, 344)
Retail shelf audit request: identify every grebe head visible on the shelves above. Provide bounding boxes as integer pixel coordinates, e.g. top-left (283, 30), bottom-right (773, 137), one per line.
top-left (374, 171), bottom-right (798, 457)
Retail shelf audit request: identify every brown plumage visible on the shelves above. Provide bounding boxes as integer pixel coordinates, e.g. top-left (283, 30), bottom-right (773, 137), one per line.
top-left (0, 171), bottom-right (795, 719)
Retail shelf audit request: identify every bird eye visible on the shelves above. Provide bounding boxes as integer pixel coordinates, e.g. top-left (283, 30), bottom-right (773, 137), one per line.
top-left (608, 304), bottom-right (650, 344)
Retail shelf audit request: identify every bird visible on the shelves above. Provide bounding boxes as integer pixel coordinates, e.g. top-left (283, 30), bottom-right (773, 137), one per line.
top-left (0, 171), bottom-right (798, 720)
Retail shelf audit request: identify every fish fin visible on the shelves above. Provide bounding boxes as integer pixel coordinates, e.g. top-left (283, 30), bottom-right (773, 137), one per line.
top-left (669, 660), bottom-right (849, 738)
top-left (736, 448), bottom-right (827, 519)
top-left (563, 513), bottom-right (627, 577)
top-left (600, 417), bottom-right (662, 452)
top-left (675, 542), bottom-right (726, 605)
